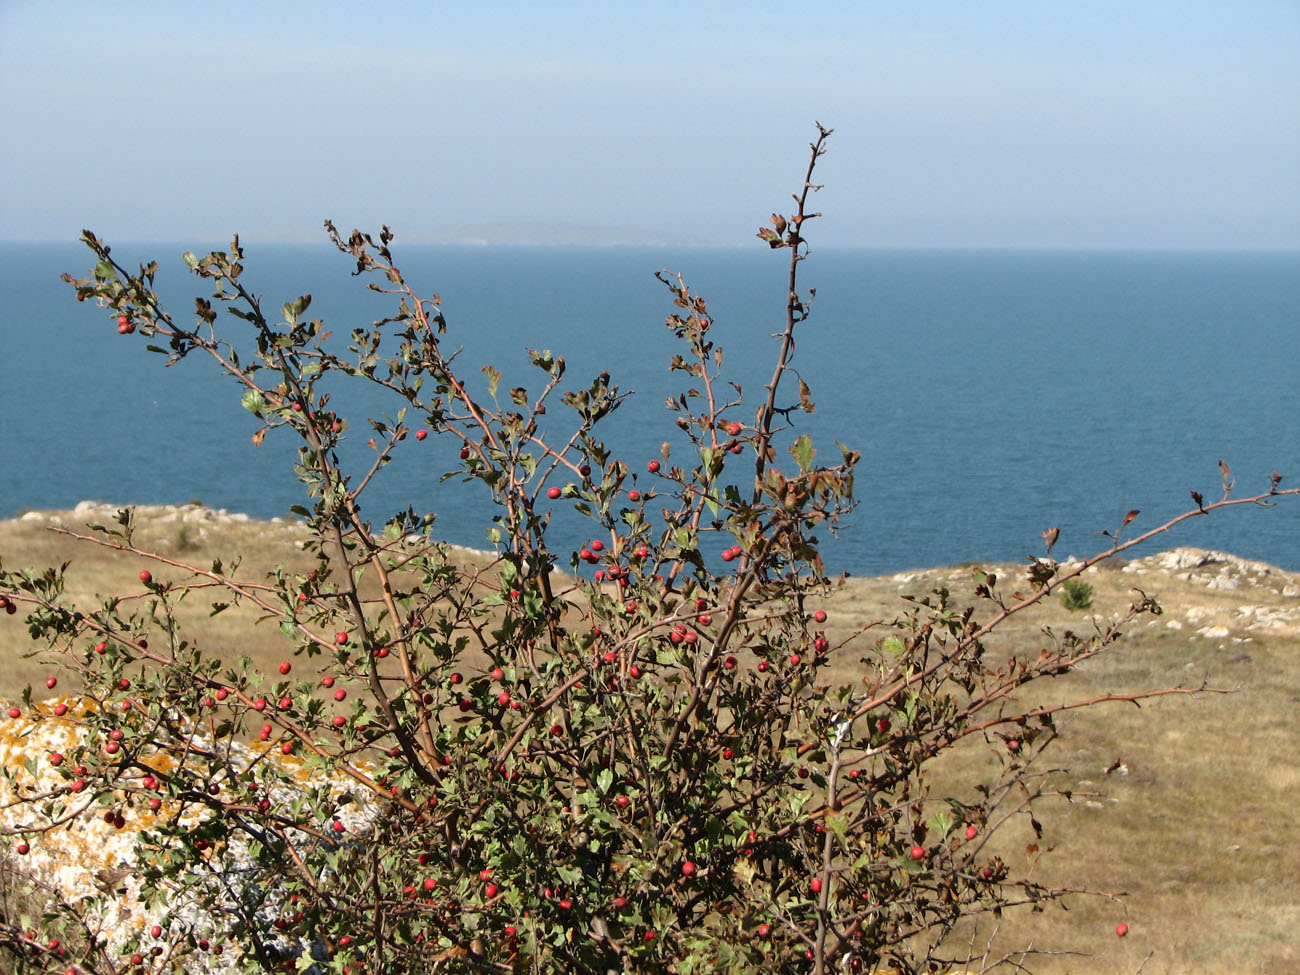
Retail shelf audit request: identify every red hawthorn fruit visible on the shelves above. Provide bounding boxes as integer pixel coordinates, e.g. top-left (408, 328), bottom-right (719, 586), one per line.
top-left (46, 676), bottom-right (57, 689)
top-left (813, 609), bottom-right (827, 623)
top-left (6, 707), bottom-right (19, 719)
top-left (335, 632), bottom-right (349, 645)
top-left (321, 676), bottom-right (335, 687)
top-left (54, 703), bottom-right (68, 716)
top-left (415, 429), bottom-right (427, 441)
top-left (333, 688), bottom-right (346, 701)
top-left (811, 877), bottom-right (823, 894)
top-left (627, 490), bottom-right (640, 502)
top-left (278, 661), bottom-right (291, 675)
top-left (681, 861), bottom-right (696, 877)
top-left (49, 752), bottom-right (64, 766)
top-left (647, 459), bottom-right (660, 473)
top-left (547, 486), bottom-right (562, 500)
top-left (459, 447), bottom-right (471, 460)
top-left (1116, 923), bottom-right (1129, 937)
top-left (757, 923), bottom-right (771, 937)
top-left (150, 925), bottom-right (162, 938)
top-left (628, 665), bottom-right (642, 678)
top-left (613, 896), bottom-right (627, 909)
top-left (491, 666), bottom-right (505, 681)
top-left (139, 570), bottom-right (152, 584)
top-left (965, 825), bottom-right (978, 840)
top-left (727, 422), bottom-right (742, 436)
top-left (15, 842), bottom-right (30, 856)
top-left (485, 883), bottom-right (499, 898)
top-left (579, 463), bottom-right (591, 477)
top-left (1007, 739), bottom-right (1021, 753)
top-left (910, 845), bottom-right (926, 861)
top-left (449, 672), bottom-right (462, 684)
top-left (332, 715), bottom-right (346, 728)
top-left (95, 641), bottom-right (107, 654)
top-left (590, 539), bottom-right (604, 552)
top-left (253, 698), bottom-right (267, 711)
top-left (757, 660), bottom-right (770, 672)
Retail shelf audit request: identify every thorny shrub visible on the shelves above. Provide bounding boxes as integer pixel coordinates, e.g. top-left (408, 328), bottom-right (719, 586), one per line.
top-left (1, 126), bottom-right (1295, 975)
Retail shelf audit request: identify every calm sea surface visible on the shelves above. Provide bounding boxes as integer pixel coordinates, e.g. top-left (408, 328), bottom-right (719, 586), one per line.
top-left (1, 242), bottom-right (1296, 575)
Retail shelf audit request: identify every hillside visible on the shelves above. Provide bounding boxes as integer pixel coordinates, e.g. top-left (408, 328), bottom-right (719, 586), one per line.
top-left (2, 502), bottom-right (1298, 974)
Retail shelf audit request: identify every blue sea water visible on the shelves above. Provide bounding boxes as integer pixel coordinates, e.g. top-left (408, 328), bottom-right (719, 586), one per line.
top-left (1, 241), bottom-right (1296, 576)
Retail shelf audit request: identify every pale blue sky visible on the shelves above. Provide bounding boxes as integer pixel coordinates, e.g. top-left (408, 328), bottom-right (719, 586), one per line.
top-left (1, 0), bottom-right (1296, 247)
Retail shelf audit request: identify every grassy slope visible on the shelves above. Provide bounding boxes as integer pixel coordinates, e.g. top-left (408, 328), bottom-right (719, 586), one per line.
top-left (2, 504), bottom-right (1297, 974)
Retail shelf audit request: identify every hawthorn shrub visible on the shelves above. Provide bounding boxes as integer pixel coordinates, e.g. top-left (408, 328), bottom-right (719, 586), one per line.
top-left (2, 126), bottom-right (1296, 975)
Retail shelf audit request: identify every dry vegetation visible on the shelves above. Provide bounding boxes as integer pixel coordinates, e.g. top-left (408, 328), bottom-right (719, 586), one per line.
top-left (3, 503), bottom-right (1298, 974)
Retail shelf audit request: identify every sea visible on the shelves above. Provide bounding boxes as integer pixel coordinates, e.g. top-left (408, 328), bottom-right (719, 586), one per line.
top-left (1, 241), bottom-right (1296, 577)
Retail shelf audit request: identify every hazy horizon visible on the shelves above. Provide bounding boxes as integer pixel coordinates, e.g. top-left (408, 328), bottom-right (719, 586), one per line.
top-left (2, 1), bottom-right (1297, 250)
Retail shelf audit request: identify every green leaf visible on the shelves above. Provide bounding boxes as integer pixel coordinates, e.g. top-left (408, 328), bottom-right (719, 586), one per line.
top-left (790, 434), bottom-right (815, 472)
top-left (241, 390), bottom-right (265, 415)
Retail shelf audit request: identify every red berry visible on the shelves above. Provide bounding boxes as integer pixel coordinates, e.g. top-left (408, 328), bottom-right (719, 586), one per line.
top-left (15, 842), bottom-right (29, 855)
top-left (627, 490), bottom-right (640, 502)
top-left (46, 676), bottom-right (57, 689)
top-left (681, 860), bottom-right (696, 877)
top-left (810, 877), bottom-right (823, 894)
top-left (459, 447), bottom-right (471, 460)
top-left (321, 676), bottom-right (335, 687)
top-left (910, 845), bottom-right (926, 861)
top-left (757, 923), bottom-right (771, 937)
top-left (335, 632), bottom-right (349, 645)
top-left (278, 661), bottom-right (291, 675)
top-left (727, 422), bottom-right (742, 436)
top-left (332, 715), bottom-right (346, 728)
top-left (1116, 923), bottom-right (1128, 937)
top-left (647, 459), bottom-right (660, 473)
top-left (491, 666), bottom-right (505, 681)
top-left (334, 688), bottom-right (347, 701)
top-left (415, 429), bottom-right (427, 441)
top-left (139, 570), bottom-right (152, 584)
top-left (813, 609), bottom-right (827, 623)
top-left (965, 825), bottom-right (978, 840)
top-left (547, 486), bottom-right (562, 500)
top-left (49, 752), bottom-right (64, 766)
top-left (6, 707), bottom-right (19, 719)
top-left (95, 641), bottom-right (107, 654)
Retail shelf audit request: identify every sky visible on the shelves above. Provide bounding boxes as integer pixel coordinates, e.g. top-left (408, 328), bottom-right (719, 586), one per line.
top-left (1, 0), bottom-right (1297, 248)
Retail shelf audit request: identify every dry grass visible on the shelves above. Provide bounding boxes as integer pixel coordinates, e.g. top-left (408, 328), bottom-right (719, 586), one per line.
top-left (3, 505), bottom-right (1299, 974)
